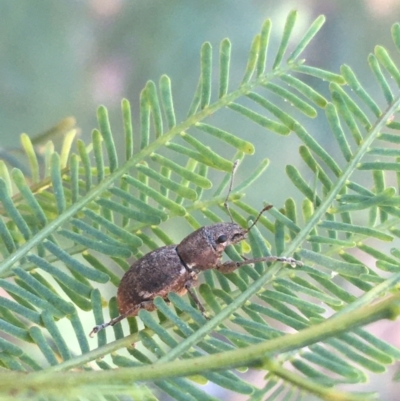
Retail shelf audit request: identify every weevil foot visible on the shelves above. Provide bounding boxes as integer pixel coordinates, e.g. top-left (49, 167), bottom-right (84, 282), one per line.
top-left (277, 257), bottom-right (303, 268)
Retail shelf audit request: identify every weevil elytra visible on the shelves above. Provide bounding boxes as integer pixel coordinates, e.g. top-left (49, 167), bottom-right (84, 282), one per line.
top-left (89, 161), bottom-right (302, 336)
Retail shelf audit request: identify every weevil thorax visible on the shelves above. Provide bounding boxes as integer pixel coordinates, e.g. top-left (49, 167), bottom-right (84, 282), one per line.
top-left (176, 222), bottom-right (246, 271)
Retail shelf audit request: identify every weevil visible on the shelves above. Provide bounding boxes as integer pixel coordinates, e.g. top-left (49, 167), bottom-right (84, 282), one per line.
top-left (89, 161), bottom-right (302, 336)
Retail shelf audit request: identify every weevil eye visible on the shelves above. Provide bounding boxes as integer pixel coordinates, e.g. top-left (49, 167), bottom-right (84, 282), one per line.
top-left (216, 234), bottom-right (228, 243)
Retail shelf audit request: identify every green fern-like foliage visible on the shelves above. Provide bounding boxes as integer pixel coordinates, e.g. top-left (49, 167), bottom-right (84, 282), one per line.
top-left (1, 10), bottom-right (400, 401)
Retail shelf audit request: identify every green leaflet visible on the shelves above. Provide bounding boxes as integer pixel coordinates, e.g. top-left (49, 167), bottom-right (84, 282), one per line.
top-left (20, 133), bottom-right (40, 183)
top-left (219, 38), bottom-right (231, 98)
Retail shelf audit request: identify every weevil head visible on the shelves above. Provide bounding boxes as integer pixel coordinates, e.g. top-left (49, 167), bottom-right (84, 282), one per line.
top-left (208, 222), bottom-right (247, 251)
top-left (176, 222), bottom-right (247, 271)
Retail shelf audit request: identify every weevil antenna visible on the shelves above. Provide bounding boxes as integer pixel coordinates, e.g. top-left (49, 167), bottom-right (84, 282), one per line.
top-left (224, 160), bottom-right (240, 223)
top-left (245, 204), bottom-right (273, 233)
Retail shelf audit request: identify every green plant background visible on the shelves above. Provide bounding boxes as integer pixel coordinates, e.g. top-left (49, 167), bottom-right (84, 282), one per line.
top-left (1, 2), bottom-right (400, 401)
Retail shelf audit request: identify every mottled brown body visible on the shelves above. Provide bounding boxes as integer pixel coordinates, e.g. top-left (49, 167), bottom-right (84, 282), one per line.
top-left (89, 204), bottom-right (301, 336)
top-left (117, 245), bottom-right (192, 316)
top-left (117, 222), bottom-right (245, 317)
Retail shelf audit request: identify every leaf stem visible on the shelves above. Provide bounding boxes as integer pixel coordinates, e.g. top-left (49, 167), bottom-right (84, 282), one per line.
top-left (285, 94), bottom-right (400, 256)
top-left (2, 294), bottom-right (399, 395)
top-left (262, 359), bottom-right (372, 401)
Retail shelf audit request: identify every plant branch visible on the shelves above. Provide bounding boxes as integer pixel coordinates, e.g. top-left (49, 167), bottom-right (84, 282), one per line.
top-left (262, 359), bottom-right (373, 401)
top-left (2, 293), bottom-right (399, 396)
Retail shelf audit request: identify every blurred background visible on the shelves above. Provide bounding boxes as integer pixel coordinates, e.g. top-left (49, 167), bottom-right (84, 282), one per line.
top-left (1, 0), bottom-right (400, 206)
top-left (1, 0), bottom-right (399, 150)
top-left (1, 0), bottom-right (400, 400)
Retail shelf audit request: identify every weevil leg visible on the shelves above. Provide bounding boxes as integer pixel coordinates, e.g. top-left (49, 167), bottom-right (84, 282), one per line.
top-left (89, 300), bottom-right (156, 337)
top-left (216, 256), bottom-right (303, 274)
top-left (215, 260), bottom-right (241, 274)
top-left (89, 313), bottom-right (129, 337)
top-left (184, 280), bottom-right (209, 319)
top-left (241, 256), bottom-right (303, 268)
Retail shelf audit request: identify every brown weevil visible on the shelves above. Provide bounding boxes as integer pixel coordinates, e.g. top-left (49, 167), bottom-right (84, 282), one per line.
top-left (89, 161), bottom-right (302, 336)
